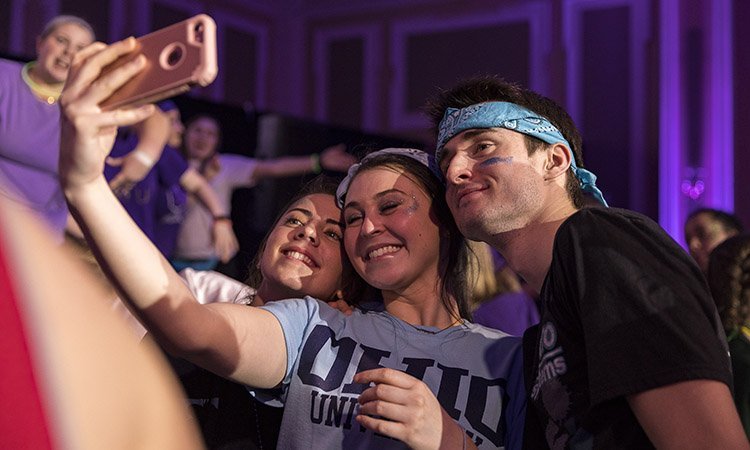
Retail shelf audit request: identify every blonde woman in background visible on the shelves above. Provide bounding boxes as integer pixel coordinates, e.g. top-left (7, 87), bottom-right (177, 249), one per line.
top-left (467, 241), bottom-right (539, 336)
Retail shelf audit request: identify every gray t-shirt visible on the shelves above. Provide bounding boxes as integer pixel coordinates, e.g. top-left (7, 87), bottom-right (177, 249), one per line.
top-left (260, 297), bottom-right (526, 449)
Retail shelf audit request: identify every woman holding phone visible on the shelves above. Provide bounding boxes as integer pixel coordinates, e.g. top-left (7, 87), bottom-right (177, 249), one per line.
top-left (59, 38), bottom-right (525, 449)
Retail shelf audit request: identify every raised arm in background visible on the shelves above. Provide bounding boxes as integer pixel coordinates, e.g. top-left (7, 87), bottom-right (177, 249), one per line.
top-left (178, 167), bottom-right (239, 262)
top-left (107, 108), bottom-right (169, 194)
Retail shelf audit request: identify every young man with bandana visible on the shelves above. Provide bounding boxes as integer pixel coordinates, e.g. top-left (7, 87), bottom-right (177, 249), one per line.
top-left (426, 76), bottom-right (748, 449)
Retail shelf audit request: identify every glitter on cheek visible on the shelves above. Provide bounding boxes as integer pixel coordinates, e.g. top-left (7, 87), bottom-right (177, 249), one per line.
top-left (479, 156), bottom-right (513, 167)
top-left (406, 196), bottom-right (419, 214)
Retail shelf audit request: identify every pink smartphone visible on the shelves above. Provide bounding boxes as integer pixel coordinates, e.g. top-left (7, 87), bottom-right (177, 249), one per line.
top-left (100, 14), bottom-right (218, 110)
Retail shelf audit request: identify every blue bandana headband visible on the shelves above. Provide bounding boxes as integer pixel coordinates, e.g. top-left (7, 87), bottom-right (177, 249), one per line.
top-left (436, 101), bottom-right (608, 206)
top-left (336, 148), bottom-right (441, 208)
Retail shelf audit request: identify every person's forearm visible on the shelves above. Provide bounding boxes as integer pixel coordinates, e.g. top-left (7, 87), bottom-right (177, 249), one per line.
top-left (131, 108), bottom-right (169, 160)
top-left (65, 177), bottom-right (189, 311)
top-left (440, 416), bottom-right (476, 450)
top-left (65, 213), bottom-right (85, 239)
top-left (180, 169), bottom-right (227, 217)
top-left (64, 176), bottom-right (270, 382)
top-left (63, 176), bottom-right (226, 372)
top-left (252, 155), bottom-right (318, 180)
top-left (58, 36), bottom-right (284, 388)
top-left (628, 379), bottom-right (750, 449)
top-left (179, 168), bottom-right (238, 262)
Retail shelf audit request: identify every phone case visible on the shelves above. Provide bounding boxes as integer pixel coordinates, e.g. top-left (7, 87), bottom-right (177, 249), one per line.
top-left (100, 14), bottom-right (218, 110)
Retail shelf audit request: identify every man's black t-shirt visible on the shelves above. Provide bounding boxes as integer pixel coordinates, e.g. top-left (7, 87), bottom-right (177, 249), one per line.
top-left (526, 207), bottom-right (731, 449)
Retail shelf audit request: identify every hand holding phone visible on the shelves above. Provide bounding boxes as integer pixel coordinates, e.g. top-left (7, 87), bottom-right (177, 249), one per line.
top-left (99, 14), bottom-right (218, 110)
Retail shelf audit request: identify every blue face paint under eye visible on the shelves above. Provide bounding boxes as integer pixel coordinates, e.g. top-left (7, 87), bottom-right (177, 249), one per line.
top-left (436, 101), bottom-right (609, 206)
top-left (479, 156), bottom-right (513, 167)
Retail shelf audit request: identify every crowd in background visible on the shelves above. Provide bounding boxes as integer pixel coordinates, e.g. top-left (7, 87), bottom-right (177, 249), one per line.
top-left (2, 14), bottom-right (749, 450)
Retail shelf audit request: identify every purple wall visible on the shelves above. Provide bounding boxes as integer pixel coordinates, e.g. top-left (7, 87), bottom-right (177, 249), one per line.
top-left (0, 0), bottom-right (742, 231)
top-left (734, 0), bottom-right (750, 226)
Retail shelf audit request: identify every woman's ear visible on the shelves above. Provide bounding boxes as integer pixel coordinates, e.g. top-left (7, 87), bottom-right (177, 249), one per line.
top-left (544, 143), bottom-right (572, 181)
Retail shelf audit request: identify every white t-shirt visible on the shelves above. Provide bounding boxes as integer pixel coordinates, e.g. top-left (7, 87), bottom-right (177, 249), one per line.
top-left (173, 154), bottom-right (258, 260)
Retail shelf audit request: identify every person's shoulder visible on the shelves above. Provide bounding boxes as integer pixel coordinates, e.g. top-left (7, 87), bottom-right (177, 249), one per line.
top-left (459, 322), bottom-right (524, 368)
top-left (0, 59), bottom-right (22, 84)
top-left (217, 153), bottom-right (257, 180)
top-left (157, 145), bottom-right (188, 166)
top-left (218, 153), bottom-right (254, 164)
top-left (262, 295), bottom-right (318, 308)
top-left (555, 207), bottom-right (675, 258)
top-left (161, 145), bottom-right (181, 157)
top-left (262, 295), bottom-right (341, 318)
top-left (463, 320), bottom-right (522, 341)
top-left (0, 58), bottom-right (22, 72)
top-left (566, 205), bottom-right (652, 223)
top-left (179, 268), bottom-right (253, 305)
top-left (561, 206), bottom-right (660, 236)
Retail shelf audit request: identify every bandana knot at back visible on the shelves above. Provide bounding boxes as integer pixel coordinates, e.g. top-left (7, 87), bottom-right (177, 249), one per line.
top-left (436, 101), bottom-right (608, 206)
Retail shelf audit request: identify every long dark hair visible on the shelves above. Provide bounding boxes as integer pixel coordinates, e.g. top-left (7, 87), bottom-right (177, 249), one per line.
top-left (347, 153), bottom-right (474, 320)
top-left (244, 175), bottom-right (366, 303)
top-left (708, 234), bottom-right (750, 332)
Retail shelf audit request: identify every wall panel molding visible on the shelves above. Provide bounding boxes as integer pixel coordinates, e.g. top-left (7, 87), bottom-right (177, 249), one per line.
top-left (9, 0), bottom-right (60, 56)
top-left (658, 0), bottom-right (683, 239)
top-left (658, 0), bottom-right (734, 243)
top-left (313, 23), bottom-right (381, 130)
top-left (706, 0), bottom-right (733, 208)
top-left (564, 0), bottom-right (650, 212)
top-left (8, 0), bottom-right (30, 55)
top-left (388, 1), bottom-right (550, 131)
top-left (135, 0), bottom-right (202, 36)
top-left (211, 10), bottom-right (269, 107)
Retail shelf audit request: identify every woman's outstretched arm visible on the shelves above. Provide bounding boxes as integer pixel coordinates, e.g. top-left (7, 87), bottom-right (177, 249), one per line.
top-left (59, 38), bottom-right (286, 389)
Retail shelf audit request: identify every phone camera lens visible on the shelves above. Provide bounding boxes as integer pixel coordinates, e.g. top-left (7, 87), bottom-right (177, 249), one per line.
top-left (160, 43), bottom-right (186, 70)
top-left (167, 46), bottom-right (183, 67)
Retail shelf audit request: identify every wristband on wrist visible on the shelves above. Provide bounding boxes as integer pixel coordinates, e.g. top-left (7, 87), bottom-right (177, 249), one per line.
top-left (310, 153), bottom-right (322, 174)
top-left (213, 215), bottom-right (231, 223)
top-left (131, 149), bottom-right (156, 168)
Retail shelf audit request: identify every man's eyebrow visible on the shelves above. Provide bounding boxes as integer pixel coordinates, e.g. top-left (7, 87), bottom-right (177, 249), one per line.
top-left (440, 129), bottom-right (497, 163)
top-left (459, 129), bottom-right (497, 140)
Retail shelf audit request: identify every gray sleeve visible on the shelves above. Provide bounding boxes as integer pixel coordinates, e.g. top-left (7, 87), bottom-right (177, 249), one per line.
top-left (259, 297), bottom-right (320, 383)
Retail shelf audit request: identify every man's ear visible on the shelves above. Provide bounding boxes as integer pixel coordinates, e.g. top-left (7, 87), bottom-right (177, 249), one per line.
top-left (544, 143), bottom-right (572, 181)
